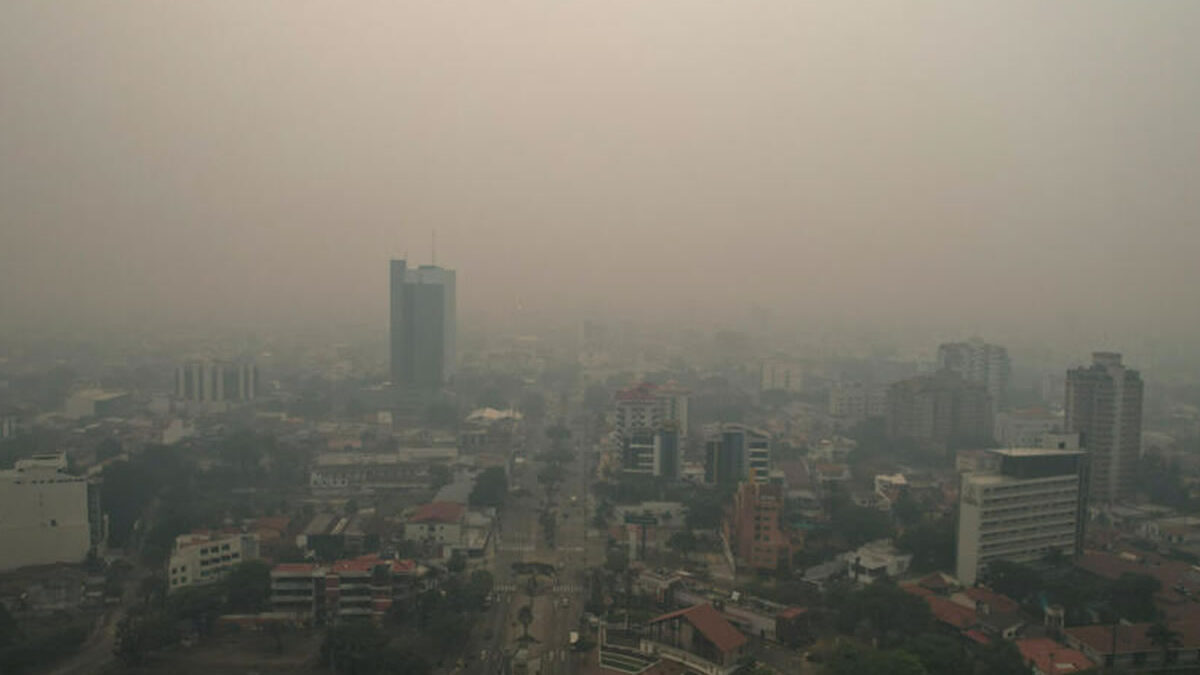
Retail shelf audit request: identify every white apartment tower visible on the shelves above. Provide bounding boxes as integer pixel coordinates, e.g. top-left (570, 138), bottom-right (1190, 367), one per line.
top-left (938, 339), bottom-right (1011, 411)
top-left (956, 447), bottom-right (1088, 585)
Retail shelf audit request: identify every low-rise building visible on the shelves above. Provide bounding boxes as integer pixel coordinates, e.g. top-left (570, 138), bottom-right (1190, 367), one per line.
top-left (269, 554), bottom-right (426, 623)
top-left (168, 531), bottom-right (260, 591)
top-left (843, 539), bottom-right (912, 583)
top-left (1015, 638), bottom-right (1094, 675)
top-left (644, 603), bottom-right (748, 675)
top-left (399, 501), bottom-right (491, 558)
top-left (1065, 621), bottom-right (1200, 672)
top-left (64, 389), bottom-right (130, 419)
top-left (309, 447), bottom-right (457, 490)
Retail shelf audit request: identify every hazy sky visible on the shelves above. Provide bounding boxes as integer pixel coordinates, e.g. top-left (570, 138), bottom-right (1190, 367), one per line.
top-left (3, 2), bottom-right (1199, 355)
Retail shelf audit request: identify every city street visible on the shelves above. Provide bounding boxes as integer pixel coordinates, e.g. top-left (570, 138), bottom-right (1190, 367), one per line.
top-left (468, 396), bottom-right (604, 675)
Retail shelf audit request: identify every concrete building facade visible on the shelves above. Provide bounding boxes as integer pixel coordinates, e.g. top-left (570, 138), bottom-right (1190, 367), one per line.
top-left (956, 448), bottom-right (1089, 585)
top-left (724, 481), bottom-right (798, 571)
top-left (886, 370), bottom-right (993, 454)
top-left (994, 408), bottom-right (1062, 448)
top-left (0, 454), bottom-right (94, 572)
top-left (614, 381), bottom-right (689, 441)
top-left (938, 339), bottom-right (1011, 411)
top-left (622, 423), bottom-right (681, 479)
top-left (168, 531), bottom-right (260, 591)
top-left (828, 381), bottom-right (888, 422)
top-left (705, 424), bottom-right (771, 486)
top-left (1065, 352), bottom-right (1143, 503)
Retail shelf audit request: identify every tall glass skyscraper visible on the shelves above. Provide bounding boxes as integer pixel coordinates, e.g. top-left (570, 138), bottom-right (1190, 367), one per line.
top-left (390, 259), bottom-right (456, 388)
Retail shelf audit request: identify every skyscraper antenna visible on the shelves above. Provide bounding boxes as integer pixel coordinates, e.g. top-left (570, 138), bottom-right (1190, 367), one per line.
top-left (432, 229), bottom-right (437, 265)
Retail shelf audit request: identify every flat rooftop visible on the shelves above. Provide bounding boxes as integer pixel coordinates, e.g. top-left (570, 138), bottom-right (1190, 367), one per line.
top-left (989, 447), bottom-right (1085, 457)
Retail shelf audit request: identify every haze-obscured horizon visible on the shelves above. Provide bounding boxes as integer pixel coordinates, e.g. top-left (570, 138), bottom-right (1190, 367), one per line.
top-left (3, 2), bottom-right (1199, 367)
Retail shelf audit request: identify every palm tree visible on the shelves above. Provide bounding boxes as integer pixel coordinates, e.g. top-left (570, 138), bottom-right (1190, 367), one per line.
top-left (1146, 621), bottom-right (1182, 672)
top-left (517, 605), bottom-right (534, 643)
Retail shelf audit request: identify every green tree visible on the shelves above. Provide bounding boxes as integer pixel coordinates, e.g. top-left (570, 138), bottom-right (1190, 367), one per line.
top-left (470, 467), bottom-right (508, 508)
top-left (896, 517), bottom-right (956, 573)
top-left (907, 633), bottom-right (970, 675)
top-left (0, 602), bottom-right (20, 646)
top-left (1108, 573), bottom-right (1161, 622)
top-left (224, 559), bottom-right (272, 613)
top-left (517, 605), bottom-right (534, 641)
top-left (974, 640), bottom-right (1028, 675)
top-left (983, 560), bottom-right (1043, 603)
top-left (667, 530), bottom-right (698, 559)
top-left (321, 619), bottom-right (388, 674)
top-left (520, 391), bottom-right (547, 420)
top-left (834, 582), bottom-right (932, 648)
top-left (684, 489), bottom-right (728, 530)
top-left (429, 464), bottom-right (453, 491)
top-left (1146, 621), bottom-right (1182, 670)
top-left (824, 643), bottom-right (929, 675)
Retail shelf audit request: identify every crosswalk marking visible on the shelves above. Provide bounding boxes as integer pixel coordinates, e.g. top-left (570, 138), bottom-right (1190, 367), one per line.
top-left (552, 584), bottom-right (583, 593)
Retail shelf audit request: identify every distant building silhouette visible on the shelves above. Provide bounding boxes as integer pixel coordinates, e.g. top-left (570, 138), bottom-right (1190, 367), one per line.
top-left (886, 370), bottom-right (993, 454)
top-left (389, 260), bottom-right (456, 388)
top-left (1065, 352), bottom-right (1143, 503)
top-left (175, 360), bottom-right (258, 404)
top-left (938, 339), bottom-right (1011, 411)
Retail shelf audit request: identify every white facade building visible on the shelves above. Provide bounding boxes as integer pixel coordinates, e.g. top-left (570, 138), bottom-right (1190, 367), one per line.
top-left (994, 409), bottom-right (1063, 448)
top-left (829, 381), bottom-right (887, 421)
top-left (956, 448), bottom-right (1088, 585)
top-left (168, 531), bottom-right (260, 591)
top-left (0, 455), bottom-right (94, 572)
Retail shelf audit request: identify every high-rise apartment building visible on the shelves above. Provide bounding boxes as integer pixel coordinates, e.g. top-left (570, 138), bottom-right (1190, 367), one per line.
top-left (175, 360), bottom-right (258, 403)
top-left (1065, 352), bottom-right (1143, 503)
top-left (390, 260), bottom-right (456, 388)
top-left (724, 481), bottom-right (799, 571)
top-left (829, 380), bottom-right (888, 422)
top-left (886, 370), bottom-right (994, 453)
top-left (956, 447), bottom-right (1089, 585)
top-left (938, 339), bottom-right (1011, 411)
top-left (613, 381), bottom-right (689, 440)
top-left (621, 423), bottom-right (681, 479)
top-left (704, 424), bottom-right (771, 486)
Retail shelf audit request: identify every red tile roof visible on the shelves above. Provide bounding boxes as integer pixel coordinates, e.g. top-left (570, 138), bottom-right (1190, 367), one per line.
top-left (901, 584), bottom-right (935, 598)
top-left (964, 587), bottom-right (1020, 614)
top-left (272, 563), bottom-right (317, 574)
top-left (776, 607), bottom-right (808, 620)
top-left (1016, 638), bottom-right (1095, 675)
top-left (409, 501), bottom-right (466, 524)
top-left (615, 382), bottom-right (660, 402)
top-left (1067, 620), bottom-right (1200, 655)
top-left (649, 604), bottom-right (748, 653)
top-left (917, 572), bottom-right (954, 591)
top-left (965, 629), bottom-right (992, 645)
top-left (926, 596), bottom-right (978, 630)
